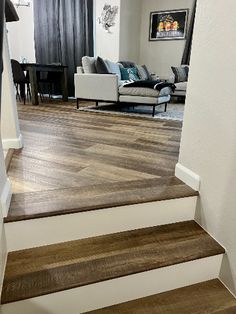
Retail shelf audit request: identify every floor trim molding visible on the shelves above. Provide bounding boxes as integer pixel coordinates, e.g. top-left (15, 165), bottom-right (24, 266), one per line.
top-left (175, 163), bottom-right (200, 191)
top-left (1, 179), bottom-right (12, 217)
top-left (2, 133), bottom-right (23, 150)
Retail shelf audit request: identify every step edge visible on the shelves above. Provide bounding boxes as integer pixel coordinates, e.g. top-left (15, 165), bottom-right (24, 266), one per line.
top-left (5, 197), bottom-right (198, 251)
top-left (1, 255), bottom-right (224, 311)
top-left (1, 250), bottom-right (225, 304)
top-left (5, 194), bottom-right (199, 223)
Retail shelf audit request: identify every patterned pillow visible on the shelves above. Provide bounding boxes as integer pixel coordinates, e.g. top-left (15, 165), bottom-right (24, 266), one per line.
top-left (120, 67), bottom-right (140, 81)
top-left (136, 65), bottom-right (149, 80)
top-left (171, 66), bottom-right (189, 83)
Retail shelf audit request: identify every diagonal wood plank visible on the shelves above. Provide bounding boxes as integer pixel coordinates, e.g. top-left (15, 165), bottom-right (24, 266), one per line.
top-left (6, 102), bottom-right (193, 222)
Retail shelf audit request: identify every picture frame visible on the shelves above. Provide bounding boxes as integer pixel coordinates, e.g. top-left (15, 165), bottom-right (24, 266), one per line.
top-left (149, 9), bottom-right (189, 41)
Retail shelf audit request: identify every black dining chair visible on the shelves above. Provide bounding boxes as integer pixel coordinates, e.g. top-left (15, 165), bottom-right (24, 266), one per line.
top-left (38, 63), bottom-right (62, 101)
top-left (11, 59), bottom-right (31, 104)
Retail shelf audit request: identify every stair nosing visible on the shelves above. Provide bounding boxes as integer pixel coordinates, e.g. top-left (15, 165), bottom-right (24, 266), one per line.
top-left (1, 221), bottom-right (224, 304)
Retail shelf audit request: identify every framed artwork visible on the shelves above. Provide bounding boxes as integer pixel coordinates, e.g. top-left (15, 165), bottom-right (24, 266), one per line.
top-left (149, 9), bottom-right (189, 41)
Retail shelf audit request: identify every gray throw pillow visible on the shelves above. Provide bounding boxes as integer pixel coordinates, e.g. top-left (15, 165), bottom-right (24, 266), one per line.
top-left (136, 65), bottom-right (149, 80)
top-left (82, 56), bottom-right (97, 73)
top-left (105, 59), bottom-right (121, 80)
top-left (141, 65), bottom-right (152, 80)
top-left (95, 56), bottom-right (110, 74)
top-left (171, 66), bottom-right (189, 83)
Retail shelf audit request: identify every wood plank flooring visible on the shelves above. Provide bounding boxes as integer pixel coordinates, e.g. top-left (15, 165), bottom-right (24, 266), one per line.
top-left (6, 102), bottom-right (197, 221)
top-left (84, 280), bottom-right (236, 314)
top-left (1, 221), bottom-right (224, 304)
top-left (4, 148), bottom-right (15, 172)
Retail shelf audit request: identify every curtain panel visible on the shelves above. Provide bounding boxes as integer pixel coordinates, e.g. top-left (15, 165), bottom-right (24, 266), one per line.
top-left (34, 0), bottom-right (94, 96)
top-left (181, 0), bottom-right (197, 65)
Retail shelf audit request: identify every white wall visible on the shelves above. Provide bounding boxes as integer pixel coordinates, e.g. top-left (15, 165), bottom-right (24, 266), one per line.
top-left (139, 0), bottom-right (195, 79)
top-left (95, 0), bottom-right (121, 61)
top-left (95, 0), bottom-right (142, 63)
top-left (0, 144), bottom-right (8, 302)
top-left (1, 23), bottom-right (23, 150)
top-left (119, 0), bottom-right (142, 63)
top-left (7, 2), bottom-right (35, 62)
top-left (178, 0), bottom-right (236, 295)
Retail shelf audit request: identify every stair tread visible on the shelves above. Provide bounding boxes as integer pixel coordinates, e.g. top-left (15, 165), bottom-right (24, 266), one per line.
top-left (5, 176), bottom-right (198, 222)
top-left (1, 221), bottom-right (224, 304)
top-left (83, 280), bottom-right (236, 314)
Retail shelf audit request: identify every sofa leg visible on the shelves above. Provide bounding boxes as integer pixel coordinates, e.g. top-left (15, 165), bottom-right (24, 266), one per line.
top-left (152, 105), bottom-right (156, 117)
top-left (164, 102), bottom-right (168, 112)
top-left (76, 98), bottom-right (79, 110)
top-left (96, 101), bottom-right (99, 107)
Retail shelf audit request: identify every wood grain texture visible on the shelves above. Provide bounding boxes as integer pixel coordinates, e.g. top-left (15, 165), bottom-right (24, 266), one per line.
top-left (6, 102), bottom-right (197, 222)
top-left (1, 221), bottom-right (224, 304)
top-left (84, 280), bottom-right (236, 314)
top-left (5, 176), bottom-right (197, 222)
top-left (4, 148), bottom-right (15, 172)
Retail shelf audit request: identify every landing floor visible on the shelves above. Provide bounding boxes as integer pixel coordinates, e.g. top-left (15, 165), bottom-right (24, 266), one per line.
top-left (6, 102), bottom-right (197, 222)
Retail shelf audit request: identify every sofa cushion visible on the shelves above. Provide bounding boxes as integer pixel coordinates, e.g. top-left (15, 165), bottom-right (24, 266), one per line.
top-left (136, 65), bottom-right (149, 80)
top-left (171, 65), bottom-right (189, 83)
top-left (105, 60), bottom-right (121, 80)
top-left (120, 67), bottom-right (140, 81)
top-left (175, 82), bottom-right (187, 91)
top-left (82, 56), bottom-right (97, 73)
top-left (95, 56), bottom-right (110, 74)
top-left (142, 65), bottom-right (152, 81)
top-left (119, 86), bottom-right (160, 97)
top-left (119, 61), bottom-right (136, 68)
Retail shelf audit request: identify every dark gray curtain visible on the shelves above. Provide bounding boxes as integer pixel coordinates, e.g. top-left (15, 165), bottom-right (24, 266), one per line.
top-left (181, 0), bottom-right (197, 65)
top-left (33, 0), bottom-right (94, 96)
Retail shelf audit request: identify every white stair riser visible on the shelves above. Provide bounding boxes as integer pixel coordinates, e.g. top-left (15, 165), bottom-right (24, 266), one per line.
top-left (5, 196), bottom-right (197, 251)
top-left (2, 254), bottom-right (223, 314)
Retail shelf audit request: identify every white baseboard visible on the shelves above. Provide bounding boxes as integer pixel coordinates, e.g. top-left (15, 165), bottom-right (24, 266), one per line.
top-left (175, 163), bottom-right (200, 191)
top-left (0, 179), bottom-right (12, 217)
top-left (5, 196), bottom-right (197, 251)
top-left (1, 254), bottom-right (223, 314)
top-left (2, 133), bottom-right (23, 150)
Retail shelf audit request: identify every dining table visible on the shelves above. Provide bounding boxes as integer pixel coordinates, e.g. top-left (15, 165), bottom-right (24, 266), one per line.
top-left (21, 63), bottom-right (68, 106)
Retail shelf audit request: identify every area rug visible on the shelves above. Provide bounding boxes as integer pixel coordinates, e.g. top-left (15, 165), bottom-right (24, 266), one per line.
top-left (80, 102), bottom-right (184, 121)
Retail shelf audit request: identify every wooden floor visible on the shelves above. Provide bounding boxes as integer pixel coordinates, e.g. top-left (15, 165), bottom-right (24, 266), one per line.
top-left (1, 221), bottom-right (224, 304)
top-left (84, 280), bottom-right (236, 314)
top-left (6, 102), bottom-right (197, 222)
top-left (4, 148), bottom-right (15, 172)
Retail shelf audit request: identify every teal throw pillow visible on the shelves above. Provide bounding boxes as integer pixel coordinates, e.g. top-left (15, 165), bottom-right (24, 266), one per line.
top-left (120, 67), bottom-right (140, 81)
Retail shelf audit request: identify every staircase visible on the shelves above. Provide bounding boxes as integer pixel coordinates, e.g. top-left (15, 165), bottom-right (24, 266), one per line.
top-left (1, 186), bottom-right (236, 313)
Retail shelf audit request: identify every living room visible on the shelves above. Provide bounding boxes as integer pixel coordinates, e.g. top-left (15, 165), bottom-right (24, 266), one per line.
top-left (6, 0), bottom-right (194, 120)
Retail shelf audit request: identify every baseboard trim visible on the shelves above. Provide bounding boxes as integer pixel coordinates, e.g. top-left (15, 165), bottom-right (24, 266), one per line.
top-left (0, 179), bottom-right (12, 217)
top-left (175, 163), bottom-right (200, 191)
top-left (1, 255), bottom-right (223, 314)
top-left (2, 133), bottom-right (23, 150)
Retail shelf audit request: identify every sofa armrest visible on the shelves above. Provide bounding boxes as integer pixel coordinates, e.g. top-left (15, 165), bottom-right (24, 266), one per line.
top-left (74, 74), bottom-right (119, 102)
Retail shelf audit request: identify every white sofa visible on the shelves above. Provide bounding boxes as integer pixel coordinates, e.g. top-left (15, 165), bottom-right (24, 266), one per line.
top-left (169, 65), bottom-right (189, 98)
top-left (74, 65), bottom-right (171, 117)
top-left (169, 74), bottom-right (187, 98)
